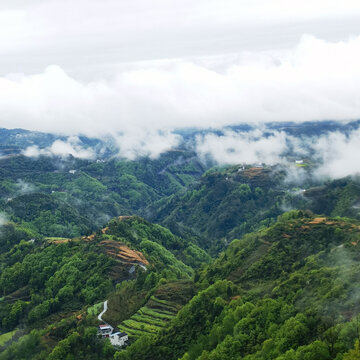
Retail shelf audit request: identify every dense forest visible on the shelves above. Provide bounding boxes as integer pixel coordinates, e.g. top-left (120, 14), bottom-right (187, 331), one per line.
top-left (0, 151), bottom-right (207, 238)
top-left (1, 129), bottom-right (360, 359)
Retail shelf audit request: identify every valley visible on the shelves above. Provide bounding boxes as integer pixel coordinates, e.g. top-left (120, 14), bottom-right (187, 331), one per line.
top-left (0, 127), bottom-right (360, 359)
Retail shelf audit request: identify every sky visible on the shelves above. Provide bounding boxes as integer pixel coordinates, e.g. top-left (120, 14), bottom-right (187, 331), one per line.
top-left (1, 0), bottom-right (360, 77)
top-left (1, 0), bottom-right (360, 171)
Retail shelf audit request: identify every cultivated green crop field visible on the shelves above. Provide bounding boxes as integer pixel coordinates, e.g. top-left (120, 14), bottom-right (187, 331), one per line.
top-left (118, 296), bottom-right (178, 340)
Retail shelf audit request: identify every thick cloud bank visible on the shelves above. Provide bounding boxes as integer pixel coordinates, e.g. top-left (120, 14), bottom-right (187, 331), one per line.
top-left (1, 35), bottom-right (360, 137)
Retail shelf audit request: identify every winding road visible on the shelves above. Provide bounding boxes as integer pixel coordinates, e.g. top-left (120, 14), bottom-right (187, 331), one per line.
top-left (97, 300), bottom-right (114, 335)
top-left (98, 300), bottom-right (109, 322)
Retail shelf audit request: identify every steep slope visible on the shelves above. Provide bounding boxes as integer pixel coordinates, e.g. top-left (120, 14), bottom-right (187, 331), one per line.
top-left (114, 281), bottom-right (194, 341)
top-left (148, 167), bottom-right (360, 255)
top-left (147, 165), bottom-right (297, 253)
top-left (0, 215), bottom-right (208, 359)
top-left (117, 211), bottom-right (360, 360)
top-left (101, 215), bottom-right (211, 269)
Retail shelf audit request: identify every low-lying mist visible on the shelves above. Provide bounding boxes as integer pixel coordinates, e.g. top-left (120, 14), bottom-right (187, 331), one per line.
top-left (19, 121), bottom-right (360, 183)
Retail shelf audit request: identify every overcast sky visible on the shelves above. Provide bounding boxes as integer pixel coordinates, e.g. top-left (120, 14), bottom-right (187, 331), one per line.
top-left (1, 0), bottom-right (360, 136)
top-left (1, 0), bottom-right (360, 77)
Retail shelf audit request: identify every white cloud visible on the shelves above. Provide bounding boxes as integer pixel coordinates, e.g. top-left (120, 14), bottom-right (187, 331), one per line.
top-left (16, 179), bottom-right (36, 194)
top-left (113, 129), bottom-right (181, 160)
top-left (312, 129), bottom-right (360, 179)
top-left (196, 130), bottom-right (289, 165)
top-left (0, 1), bottom-right (359, 176)
top-left (1, 35), bottom-right (360, 138)
top-left (23, 136), bottom-right (95, 159)
top-left (195, 126), bottom-right (360, 180)
top-left (0, 213), bottom-right (7, 227)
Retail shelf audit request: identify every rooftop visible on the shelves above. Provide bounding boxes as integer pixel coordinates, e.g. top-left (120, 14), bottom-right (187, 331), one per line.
top-left (99, 324), bottom-right (112, 329)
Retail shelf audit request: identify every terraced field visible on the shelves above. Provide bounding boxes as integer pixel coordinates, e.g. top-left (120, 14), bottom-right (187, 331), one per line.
top-left (117, 295), bottom-right (180, 339)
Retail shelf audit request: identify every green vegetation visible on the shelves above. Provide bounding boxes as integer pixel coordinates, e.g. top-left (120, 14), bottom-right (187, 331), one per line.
top-left (3, 204), bottom-right (360, 360)
top-left (105, 216), bottom-right (211, 269)
top-left (119, 295), bottom-right (179, 339)
top-left (0, 329), bottom-right (17, 346)
top-left (0, 210), bottom-right (201, 358)
top-left (116, 212), bottom-right (360, 360)
top-left (304, 177), bottom-right (360, 219)
top-left (4, 193), bottom-right (91, 237)
top-left (0, 239), bottom-right (115, 331)
top-left (149, 165), bottom-right (296, 253)
top-left (87, 302), bottom-right (103, 316)
top-left (2, 141), bottom-right (360, 360)
top-left (0, 151), bottom-right (207, 238)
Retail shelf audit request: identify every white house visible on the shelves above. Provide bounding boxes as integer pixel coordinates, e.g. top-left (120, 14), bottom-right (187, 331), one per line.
top-left (98, 324), bottom-right (113, 338)
top-left (98, 324), bottom-right (128, 347)
top-left (110, 331), bottom-right (128, 347)
top-left (295, 160), bottom-right (304, 164)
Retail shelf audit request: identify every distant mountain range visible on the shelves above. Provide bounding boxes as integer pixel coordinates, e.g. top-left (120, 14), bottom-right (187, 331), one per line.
top-left (1, 119), bottom-right (360, 159)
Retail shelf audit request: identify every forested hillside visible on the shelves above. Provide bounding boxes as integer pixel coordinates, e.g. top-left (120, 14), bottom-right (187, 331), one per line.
top-left (1, 129), bottom-right (360, 359)
top-left (147, 165), bottom-right (304, 253)
top-left (0, 151), bottom-right (207, 238)
top-left (2, 209), bottom-right (360, 359)
top-left (116, 211), bottom-right (360, 360)
top-left (0, 216), bottom-right (208, 359)
top-left (149, 165), bottom-right (360, 254)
